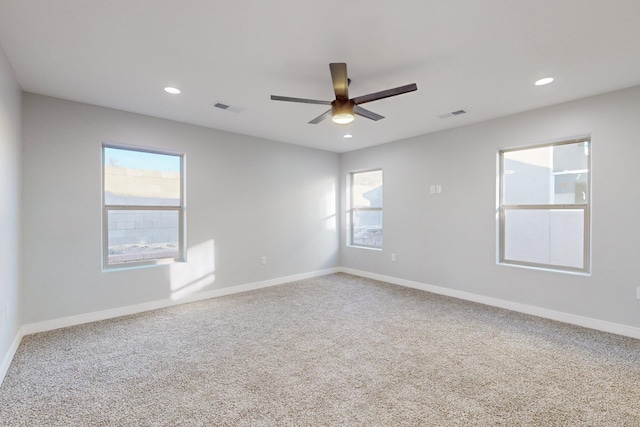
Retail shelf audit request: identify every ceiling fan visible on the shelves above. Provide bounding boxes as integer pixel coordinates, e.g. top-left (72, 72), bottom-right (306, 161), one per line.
top-left (271, 63), bottom-right (418, 125)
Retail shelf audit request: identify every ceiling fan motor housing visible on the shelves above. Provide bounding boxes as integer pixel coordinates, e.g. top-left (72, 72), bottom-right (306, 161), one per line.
top-left (332, 99), bottom-right (355, 116)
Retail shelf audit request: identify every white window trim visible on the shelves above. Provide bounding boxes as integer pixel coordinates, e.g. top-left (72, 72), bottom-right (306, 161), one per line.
top-left (498, 137), bottom-right (591, 274)
top-left (102, 143), bottom-right (186, 270)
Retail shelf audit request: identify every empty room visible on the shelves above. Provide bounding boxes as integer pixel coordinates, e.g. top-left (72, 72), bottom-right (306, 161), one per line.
top-left (1, 1), bottom-right (640, 425)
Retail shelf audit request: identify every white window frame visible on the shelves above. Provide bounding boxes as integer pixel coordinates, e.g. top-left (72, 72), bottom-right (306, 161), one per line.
top-left (348, 169), bottom-right (383, 249)
top-left (498, 137), bottom-right (590, 273)
top-left (102, 143), bottom-right (185, 269)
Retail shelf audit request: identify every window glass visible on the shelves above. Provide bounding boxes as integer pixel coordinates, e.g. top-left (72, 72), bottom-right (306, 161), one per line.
top-left (107, 210), bottom-right (180, 264)
top-left (352, 210), bottom-right (383, 247)
top-left (103, 145), bottom-right (184, 268)
top-left (350, 169), bottom-right (383, 249)
top-left (504, 209), bottom-right (584, 269)
top-left (104, 147), bottom-right (181, 206)
top-left (352, 170), bottom-right (383, 208)
top-left (499, 139), bottom-right (589, 273)
top-left (503, 141), bottom-right (588, 205)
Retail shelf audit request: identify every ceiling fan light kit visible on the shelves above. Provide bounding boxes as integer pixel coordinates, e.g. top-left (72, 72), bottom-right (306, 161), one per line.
top-left (331, 99), bottom-right (355, 124)
top-left (271, 63), bottom-right (417, 125)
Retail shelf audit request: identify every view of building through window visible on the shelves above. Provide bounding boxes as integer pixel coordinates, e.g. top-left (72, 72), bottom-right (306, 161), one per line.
top-left (350, 169), bottom-right (383, 248)
top-left (103, 145), bottom-right (184, 267)
top-left (500, 139), bottom-right (590, 272)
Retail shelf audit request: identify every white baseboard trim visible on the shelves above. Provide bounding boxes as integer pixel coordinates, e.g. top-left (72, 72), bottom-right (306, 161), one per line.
top-left (22, 268), bottom-right (340, 337)
top-left (339, 268), bottom-right (640, 340)
top-left (2, 268), bottom-right (338, 385)
top-left (4, 266), bottom-right (639, 386)
top-left (0, 325), bottom-right (27, 386)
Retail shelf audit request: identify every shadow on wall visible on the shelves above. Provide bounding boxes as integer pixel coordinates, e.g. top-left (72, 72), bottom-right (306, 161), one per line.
top-left (169, 240), bottom-right (216, 301)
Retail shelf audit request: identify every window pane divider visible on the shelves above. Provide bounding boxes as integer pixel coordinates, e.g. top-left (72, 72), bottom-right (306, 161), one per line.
top-left (104, 205), bottom-right (180, 210)
top-left (352, 207), bottom-right (382, 211)
top-left (503, 204), bottom-right (587, 210)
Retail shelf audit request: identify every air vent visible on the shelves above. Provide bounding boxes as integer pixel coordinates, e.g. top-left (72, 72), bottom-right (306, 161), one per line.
top-left (439, 109), bottom-right (468, 119)
top-left (214, 102), bottom-right (245, 113)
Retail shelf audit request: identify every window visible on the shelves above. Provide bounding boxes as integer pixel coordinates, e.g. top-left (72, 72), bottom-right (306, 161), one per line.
top-left (103, 145), bottom-right (184, 268)
top-left (349, 169), bottom-right (383, 248)
top-left (499, 138), bottom-right (590, 273)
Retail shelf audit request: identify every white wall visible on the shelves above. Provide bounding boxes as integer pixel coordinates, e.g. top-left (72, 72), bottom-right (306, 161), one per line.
top-left (12, 81), bottom-right (640, 369)
top-left (21, 93), bottom-right (339, 324)
top-left (341, 85), bottom-right (640, 330)
top-left (0, 46), bottom-right (22, 377)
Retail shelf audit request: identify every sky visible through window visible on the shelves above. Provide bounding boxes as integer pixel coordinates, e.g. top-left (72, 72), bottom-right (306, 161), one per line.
top-left (104, 147), bottom-right (180, 172)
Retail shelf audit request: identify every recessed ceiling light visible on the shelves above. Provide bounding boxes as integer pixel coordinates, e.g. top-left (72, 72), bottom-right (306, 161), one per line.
top-left (164, 87), bottom-right (181, 95)
top-left (534, 77), bottom-right (554, 86)
top-left (343, 134), bottom-right (353, 139)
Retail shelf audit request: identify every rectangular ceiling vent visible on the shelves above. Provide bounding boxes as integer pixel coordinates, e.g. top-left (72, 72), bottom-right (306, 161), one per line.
top-left (439, 109), bottom-right (467, 119)
top-left (214, 102), bottom-right (244, 113)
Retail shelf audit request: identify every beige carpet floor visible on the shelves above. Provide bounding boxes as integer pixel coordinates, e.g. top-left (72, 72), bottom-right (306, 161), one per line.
top-left (1, 273), bottom-right (639, 426)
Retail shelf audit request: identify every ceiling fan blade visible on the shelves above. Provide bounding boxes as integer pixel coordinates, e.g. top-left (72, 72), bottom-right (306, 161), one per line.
top-left (354, 105), bottom-right (385, 121)
top-left (271, 95), bottom-right (331, 105)
top-left (352, 83), bottom-right (417, 105)
top-left (308, 109), bottom-right (332, 124)
top-left (330, 63), bottom-right (349, 100)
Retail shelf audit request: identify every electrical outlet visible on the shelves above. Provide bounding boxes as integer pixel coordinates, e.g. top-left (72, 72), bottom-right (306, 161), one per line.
top-left (430, 185), bottom-right (436, 194)
top-left (391, 253), bottom-right (397, 262)
top-left (261, 256), bottom-right (267, 265)
top-left (637, 287), bottom-right (640, 300)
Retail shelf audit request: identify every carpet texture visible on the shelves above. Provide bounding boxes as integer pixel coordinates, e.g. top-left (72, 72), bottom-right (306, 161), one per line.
top-left (1, 273), bottom-right (639, 426)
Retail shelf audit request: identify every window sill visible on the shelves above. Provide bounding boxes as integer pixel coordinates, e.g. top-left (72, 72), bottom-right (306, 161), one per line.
top-left (103, 257), bottom-right (186, 272)
top-left (347, 245), bottom-right (383, 251)
top-left (497, 261), bottom-right (591, 276)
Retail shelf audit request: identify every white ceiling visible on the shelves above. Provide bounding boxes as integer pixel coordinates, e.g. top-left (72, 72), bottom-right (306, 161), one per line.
top-left (1, 1), bottom-right (639, 153)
